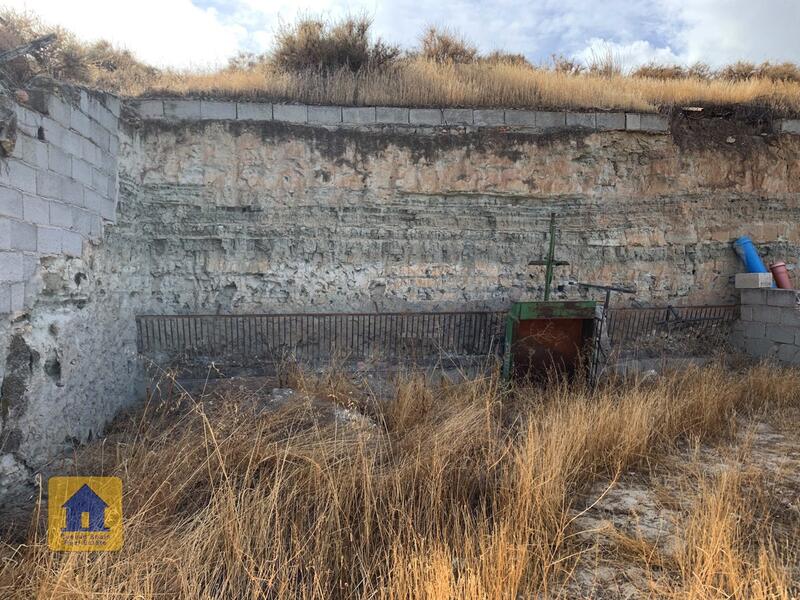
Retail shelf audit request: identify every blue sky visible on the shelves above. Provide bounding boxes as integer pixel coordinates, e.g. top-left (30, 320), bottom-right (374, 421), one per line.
top-left (5, 0), bottom-right (800, 70)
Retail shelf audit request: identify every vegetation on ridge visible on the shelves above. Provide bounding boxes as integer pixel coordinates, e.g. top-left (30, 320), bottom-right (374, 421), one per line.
top-left (2, 10), bottom-right (800, 113)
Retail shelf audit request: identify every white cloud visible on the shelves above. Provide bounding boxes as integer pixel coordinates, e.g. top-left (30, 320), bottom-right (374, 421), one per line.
top-left (3, 0), bottom-right (247, 69)
top-left (573, 38), bottom-right (682, 72)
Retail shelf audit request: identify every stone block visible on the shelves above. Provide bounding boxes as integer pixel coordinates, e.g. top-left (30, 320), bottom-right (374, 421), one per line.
top-left (376, 107), bottom-right (409, 124)
top-left (10, 281), bottom-right (24, 312)
top-left (766, 289), bottom-right (798, 307)
top-left (409, 109), bottom-right (442, 126)
top-left (90, 121), bottom-right (111, 151)
top-left (200, 100), bottom-right (236, 120)
top-left (309, 105), bottom-right (343, 124)
top-left (81, 138), bottom-right (100, 166)
top-left (0, 186), bottom-right (23, 219)
top-left (105, 95), bottom-right (121, 118)
top-left (735, 272), bottom-right (773, 288)
top-left (37, 226), bottom-right (62, 254)
top-left (136, 100), bottom-right (164, 119)
top-left (23, 194), bottom-right (49, 224)
top-left (36, 170), bottom-right (64, 199)
top-left (15, 134), bottom-right (48, 167)
top-left (740, 288), bottom-right (767, 305)
top-left (473, 109), bottom-right (504, 126)
top-left (596, 112), bottom-right (626, 130)
top-left (641, 114), bottom-right (669, 132)
top-left (566, 112), bottom-right (596, 128)
top-left (49, 201), bottom-right (73, 228)
top-left (62, 230), bottom-right (83, 257)
top-left (62, 178), bottom-right (85, 206)
top-left (109, 134), bottom-right (119, 156)
top-left (70, 108), bottom-right (92, 137)
top-left (10, 220), bottom-right (37, 252)
top-left (0, 284), bottom-right (10, 313)
top-left (781, 119), bottom-right (800, 134)
top-left (626, 113), bottom-right (642, 130)
top-left (743, 321), bottom-right (766, 339)
top-left (342, 106), bottom-right (376, 124)
top-left (90, 101), bottom-right (118, 131)
top-left (536, 111), bottom-right (567, 128)
top-left (776, 343), bottom-right (800, 363)
top-left (60, 128), bottom-right (84, 158)
top-left (740, 305), bottom-right (753, 321)
top-left (781, 307), bottom-right (800, 327)
top-left (273, 104), bottom-right (308, 123)
top-left (236, 102), bottom-right (272, 120)
top-left (92, 168), bottom-right (109, 195)
top-left (752, 304), bottom-right (783, 324)
top-left (0, 251), bottom-right (23, 281)
top-left (164, 100), bottom-right (201, 120)
top-left (747, 338), bottom-right (776, 359)
top-left (1, 160), bottom-right (37, 194)
top-left (766, 323), bottom-right (795, 344)
top-left (504, 110), bottom-right (536, 126)
top-left (0, 217), bottom-right (9, 249)
top-left (443, 109), bottom-right (473, 125)
top-left (72, 158), bottom-right (93, 187)
top-left (72, 207), bottom-right (101, 238)
top-left (14, 104), bottom-right (42, 129)
top-left (99, 197), bottom-right (116, 221)
top-left (22, 253), bottom-right (37, 279)
top-left (48, 145), bottom-right (71, 176)
top-left (84, 189), bottom-right (104, 213)
top-left (47, 95), bottom-right (71, 127)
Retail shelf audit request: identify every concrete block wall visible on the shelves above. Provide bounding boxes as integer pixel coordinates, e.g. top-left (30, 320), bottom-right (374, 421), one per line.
top-left (733, 288), bottom-right (800, 364)
top-left (0, 88), bottom-right (119, 314)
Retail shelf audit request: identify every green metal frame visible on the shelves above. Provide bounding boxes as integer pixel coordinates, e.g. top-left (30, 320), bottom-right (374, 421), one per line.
top-left (502, 300), bottom-right (597, 380)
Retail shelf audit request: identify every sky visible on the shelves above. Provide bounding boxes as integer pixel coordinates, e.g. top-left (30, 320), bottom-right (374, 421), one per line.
top-left (3, 0), bottom-right (800, 71)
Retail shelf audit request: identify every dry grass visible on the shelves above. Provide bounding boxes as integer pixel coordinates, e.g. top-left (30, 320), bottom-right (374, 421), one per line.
top-left (3, 10), bottom-right (800, 114)
top-left (0, 362), bottom-right (798, 598)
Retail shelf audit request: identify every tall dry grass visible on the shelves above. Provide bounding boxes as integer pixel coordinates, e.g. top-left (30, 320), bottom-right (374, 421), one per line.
top-left (0, 363), bottom-right (798, 598)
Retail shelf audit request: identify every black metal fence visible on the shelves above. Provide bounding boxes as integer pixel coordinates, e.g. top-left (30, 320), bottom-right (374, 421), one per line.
top-left (606, 304), bottom-right (738, 346)
top-left (136, 311), bottom-right (507, 368)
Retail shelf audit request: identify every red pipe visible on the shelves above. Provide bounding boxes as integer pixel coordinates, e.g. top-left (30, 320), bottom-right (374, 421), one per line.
top-left (769, 262), bottom-right (793, 289)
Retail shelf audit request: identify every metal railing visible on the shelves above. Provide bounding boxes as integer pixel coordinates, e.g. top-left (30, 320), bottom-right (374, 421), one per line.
top-left (136, 311), bottom-right (507, 367)
top-left (606, 304), bottom-right (738, 346)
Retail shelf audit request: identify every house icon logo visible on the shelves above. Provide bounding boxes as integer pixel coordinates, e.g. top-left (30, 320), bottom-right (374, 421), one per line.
top-left (61, 483), bottom-right (110, 532)
top-left (48, 476), bottom-right (123, 551)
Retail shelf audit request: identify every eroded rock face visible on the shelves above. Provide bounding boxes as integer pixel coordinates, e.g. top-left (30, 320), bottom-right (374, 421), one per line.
top-left (122, 119), bottom-right (800, 312)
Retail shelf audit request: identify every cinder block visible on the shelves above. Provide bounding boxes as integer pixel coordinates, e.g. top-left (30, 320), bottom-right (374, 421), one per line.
top-left (596, 112), bottom-right (626, 130)
top-left (60, 128), bottom-right (84, 158)
top-left (504, 110), bottom-right (536, 126)
top-left (781, 119), bottom-right (800, 134)
top-left (747, 338), bottom-right (776, 359)
top-left (0, 186), bottom-right (23, 219)
top-left (776, 343), bottom-right (800, 363)
top-left (767, 323), bottom-right (794, 344)
top-left (752, 304), bottom-right (783, 324)
top-left (566, 112), bottom-right (596, 129)
top-left (376, 107), bottom-right (409, 124)
top-left (90, 120), bottom-right (111, 151)
top-left (342, 106), bottom-right (376, 124)
top-left (72, 207), bottom-right (101, 238)
top-left (36, 170), bottom-right (64, 199)
top-left (740, 288), bottom-right (767, 305)
top-left (0, 284), bottom-right (10, 313)
top-left (49, 201), bottom-right (73, 228)
top-left (626, 113), bottom-right (642, 130)
top-left (0, 217), bottom-right (9, 250)
top-left (72, 158), bottom-right (93, 187)
top-left (309, 105), bottom-right (342, 124)
top-left (10, 282), bottom-right (24, 312)
top-left (62, 177), bottom-right (85, 206)
top-left (84, 189), bottom-right (104, 213)
top-left (536, 111), bottom-right (566, 128)
top-left (0, 251), bottom-right (24, 281)
top-left (236, 102), bottom-right (272, 120)
top-left (200, 100), bottom-right (236, 120)
top-left (23, 194), bottom-right (49, 224)
top-left (99, 197), bottom-right (116, 221)
top-left (735, 272), bottom-right (773, 288)
top-left (104, 95), bottom-right (121, 118)
top-left (409, 109), bottom-right (442, 126)
top-left (91, 168), bottom-right (109, 195)
top-left (15, 134), bottom-right (48, 167)
top-left (14, 105), bottom-right (42, 129)
top-left (136, 100), bottom-right (164, 119)
top-left (22, 253), bottom-right (38, 279)
top-left (81, 138), bottom-right (100, 166)
top-left (164, 99), bottom-right (201, 120)
top-left (1, 160), bottom-right (37, 194)
top-left (47, 95), bottom-right (71, 127)
top-left (109, 134), bottom-right (119, 156)
top-left (70, 108), bottom-right (92, 137)
top-left (782, 308), bottom-right (800, 327)
top-left (473, 109), bottom-right (504, 126)
top-left (641, 114), bottom-right (669, 132)
top-left (740, 305), bottom-right (753, 321)
top-left (10, 220), bottom-right (37, 252)
top-left (273, 104), bottom-right (308, 123)
top-left (37, 226), bottom-right (62, 254)
top-left (48, 145), bottom-right (71, 176)
top-left (766, 289), bottom-right (799, 307)
top-left (443, 109), bottom-right (473, 125)
top-left (743, 321), bottom-right (766, 338)
top-left (89, 101), bottom-right (117, 131)
top-left (61, 230), bottom-right (83, 257)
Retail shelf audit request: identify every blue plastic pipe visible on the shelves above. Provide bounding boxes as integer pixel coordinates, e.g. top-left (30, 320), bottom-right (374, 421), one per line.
top-left (733, 236), bottom-right (769, 273)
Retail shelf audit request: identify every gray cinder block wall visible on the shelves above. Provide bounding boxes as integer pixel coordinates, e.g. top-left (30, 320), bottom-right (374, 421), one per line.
top-left (733, 288), bottom-right (800, 364)
top-left (0, 82), bottom-right (142, 520)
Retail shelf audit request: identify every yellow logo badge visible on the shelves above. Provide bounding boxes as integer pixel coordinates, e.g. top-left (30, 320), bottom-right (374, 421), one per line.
top-left (48, 476), bottom-right (123, 551)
